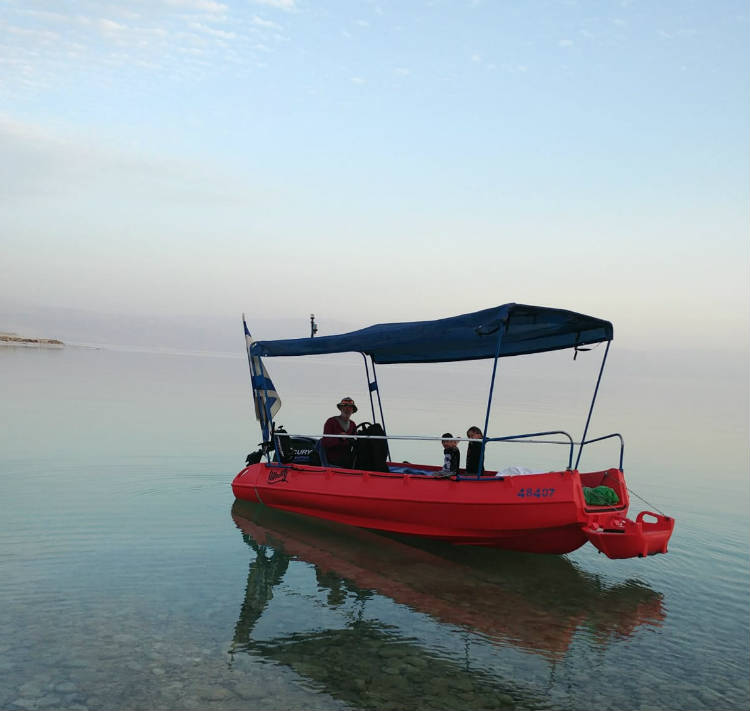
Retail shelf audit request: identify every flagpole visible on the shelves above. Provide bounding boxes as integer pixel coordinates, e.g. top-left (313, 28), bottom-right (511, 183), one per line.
top-left (243, 315), bottom-right (282, 461)
top-left (243, 315), bottom-right (269, 443)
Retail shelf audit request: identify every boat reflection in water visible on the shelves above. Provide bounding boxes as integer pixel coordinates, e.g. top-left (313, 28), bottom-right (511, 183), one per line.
top-left (229, 500), bottom-right (665, 709)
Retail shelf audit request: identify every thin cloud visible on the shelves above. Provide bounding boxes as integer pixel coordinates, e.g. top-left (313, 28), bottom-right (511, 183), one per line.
top-left (163, 0), bottom-right (229, 11)
top-left (189, 22), bottom-right (236, 38)
top-left (251, 0), bottom-right (297, 11)
top-left (499, 62), bottom-right (527, 74)
top-left (0, 1), bottom-right (258, 98)
top-left (658, 27), bottom-right (697, 40)
top-left (252, 15), bottom-right (282, 30)
top-left (18, 9), bottom-right (71, 24)
top-left (5, 24), bottom-right (60, 41)
top-left (558, 39), bottom-right (574, 48)
top-left (97, 19), bottom-right (127, 32)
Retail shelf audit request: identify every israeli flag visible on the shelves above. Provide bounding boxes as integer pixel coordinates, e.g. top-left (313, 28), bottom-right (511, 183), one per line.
top-left (243, 316), bottom-right (281, 427)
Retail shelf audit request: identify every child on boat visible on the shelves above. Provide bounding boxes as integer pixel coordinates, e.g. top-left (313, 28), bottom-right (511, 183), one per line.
top-left (436, 433), bottom-right (460, 476)
top-left (465, 425), bottom-right (486, 476)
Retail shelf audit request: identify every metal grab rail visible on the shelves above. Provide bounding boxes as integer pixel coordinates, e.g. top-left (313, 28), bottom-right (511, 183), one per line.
top-left (277, 433), bottom-right (573, 444)
top-left (484, 431), bottom-right (575, 471)
top-left (272, 429), bottom-right (578, 474)
top-left (578, 432), bottom-right (625, 471)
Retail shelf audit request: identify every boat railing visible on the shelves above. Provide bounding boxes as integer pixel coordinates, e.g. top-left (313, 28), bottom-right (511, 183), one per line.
top-left (577, 432), bottom-right (624, 471)
top-left (484, 431), bottom-right (575, 471)
top-left (272, 429), bottom-right (580, 475)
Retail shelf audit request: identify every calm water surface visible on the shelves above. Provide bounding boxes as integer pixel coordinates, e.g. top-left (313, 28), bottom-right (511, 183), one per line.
top-left (1, 344), bottom-right (748, 711)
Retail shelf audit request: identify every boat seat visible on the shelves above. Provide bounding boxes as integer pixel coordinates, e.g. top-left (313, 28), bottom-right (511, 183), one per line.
top-left (388, 464), bottom-right (436, 475)
top-left (314, 439), bottom-right (329, 467)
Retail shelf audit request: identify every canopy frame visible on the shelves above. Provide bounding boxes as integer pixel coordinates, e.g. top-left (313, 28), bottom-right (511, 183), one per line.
top-left (575, 340), bottom-right (611, 471)
top-left (361, 353), bottom-right (390, 458)
top-left (245, 303), bottom-right (616, 473)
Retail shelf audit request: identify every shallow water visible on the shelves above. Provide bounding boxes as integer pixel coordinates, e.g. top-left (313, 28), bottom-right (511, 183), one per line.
top-left (1, 344), bottom-right (748, 710)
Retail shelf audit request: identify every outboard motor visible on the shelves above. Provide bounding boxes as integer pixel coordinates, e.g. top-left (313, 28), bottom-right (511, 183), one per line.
top-left (245, 426), bottom-right (321, 466)
top-left (273, 426), bottom-right (320, 465)
top-left (285, 435), bottom-right (320, 465)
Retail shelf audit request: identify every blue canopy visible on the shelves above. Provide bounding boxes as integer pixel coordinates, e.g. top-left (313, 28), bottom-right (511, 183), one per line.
top-left (249, 303), bottom-right (613, 365)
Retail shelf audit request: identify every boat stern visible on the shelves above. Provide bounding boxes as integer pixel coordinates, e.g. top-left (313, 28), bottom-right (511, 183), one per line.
top-left (583, 511), bottom-right (675, 559)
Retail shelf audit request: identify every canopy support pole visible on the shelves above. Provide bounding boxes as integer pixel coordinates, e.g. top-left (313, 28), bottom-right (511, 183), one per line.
top-left (362, 353), bottom-right (378, 425)
top-left (477, 321), bottom-right (508, 477)
top-left (574, 340), bottom-right (611, 471)
top-left (370, 359), bottom-right (390, 458)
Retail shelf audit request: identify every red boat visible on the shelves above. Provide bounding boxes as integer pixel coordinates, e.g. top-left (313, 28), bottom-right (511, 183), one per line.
top-left (232, 303), bottom-right (675, 559)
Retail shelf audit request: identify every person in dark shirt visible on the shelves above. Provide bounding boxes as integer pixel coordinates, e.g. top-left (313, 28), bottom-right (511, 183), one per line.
top-left (322, 397), bottom-right (357, 467)
top-left (465, 425), bottom-right (486, 476)
top-left (437, 432), bottom-right (460, 476)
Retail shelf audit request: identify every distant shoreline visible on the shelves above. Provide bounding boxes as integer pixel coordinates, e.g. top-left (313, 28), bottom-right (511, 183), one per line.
top-left (0, 332), bottom-right (64, 348)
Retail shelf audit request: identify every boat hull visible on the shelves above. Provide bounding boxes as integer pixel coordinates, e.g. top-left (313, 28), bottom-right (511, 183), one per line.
top-left (231, 463), bottom-right (630, 555)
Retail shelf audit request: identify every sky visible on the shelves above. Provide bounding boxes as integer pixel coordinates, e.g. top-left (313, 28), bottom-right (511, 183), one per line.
top-left (1, 0), bottom-right (748, 352)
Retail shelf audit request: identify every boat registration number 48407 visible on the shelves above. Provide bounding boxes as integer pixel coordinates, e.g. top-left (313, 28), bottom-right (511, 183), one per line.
top-left (517, 487), bottom-right (555, 498)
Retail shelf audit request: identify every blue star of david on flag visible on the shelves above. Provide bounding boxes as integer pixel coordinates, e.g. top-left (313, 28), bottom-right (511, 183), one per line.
top-left (243, 316), bottom-right (281, 427)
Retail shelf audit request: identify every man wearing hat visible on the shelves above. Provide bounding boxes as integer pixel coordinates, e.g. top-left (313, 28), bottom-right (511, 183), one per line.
top-left (322, 397), bottom-right (358, 467)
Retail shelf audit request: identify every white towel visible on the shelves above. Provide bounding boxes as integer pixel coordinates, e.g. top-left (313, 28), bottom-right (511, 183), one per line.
top-left (497, 466), bottom-right (542, 477)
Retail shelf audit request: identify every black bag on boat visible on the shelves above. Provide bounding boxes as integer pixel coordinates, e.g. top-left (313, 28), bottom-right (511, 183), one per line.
top-left (354, 422), bottom-right (389, 472)
top-left (245, 448), bottom-right (263, 465)
top-left (246, 436), bottom-right (275, 466)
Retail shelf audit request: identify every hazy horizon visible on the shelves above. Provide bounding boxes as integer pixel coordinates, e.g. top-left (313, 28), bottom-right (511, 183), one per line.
top-left (2, 302), bottom-right (748, 389)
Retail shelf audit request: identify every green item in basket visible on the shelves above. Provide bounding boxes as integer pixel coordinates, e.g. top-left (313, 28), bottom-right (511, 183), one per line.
top-left (583, 485), bottom-right (619, 506)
